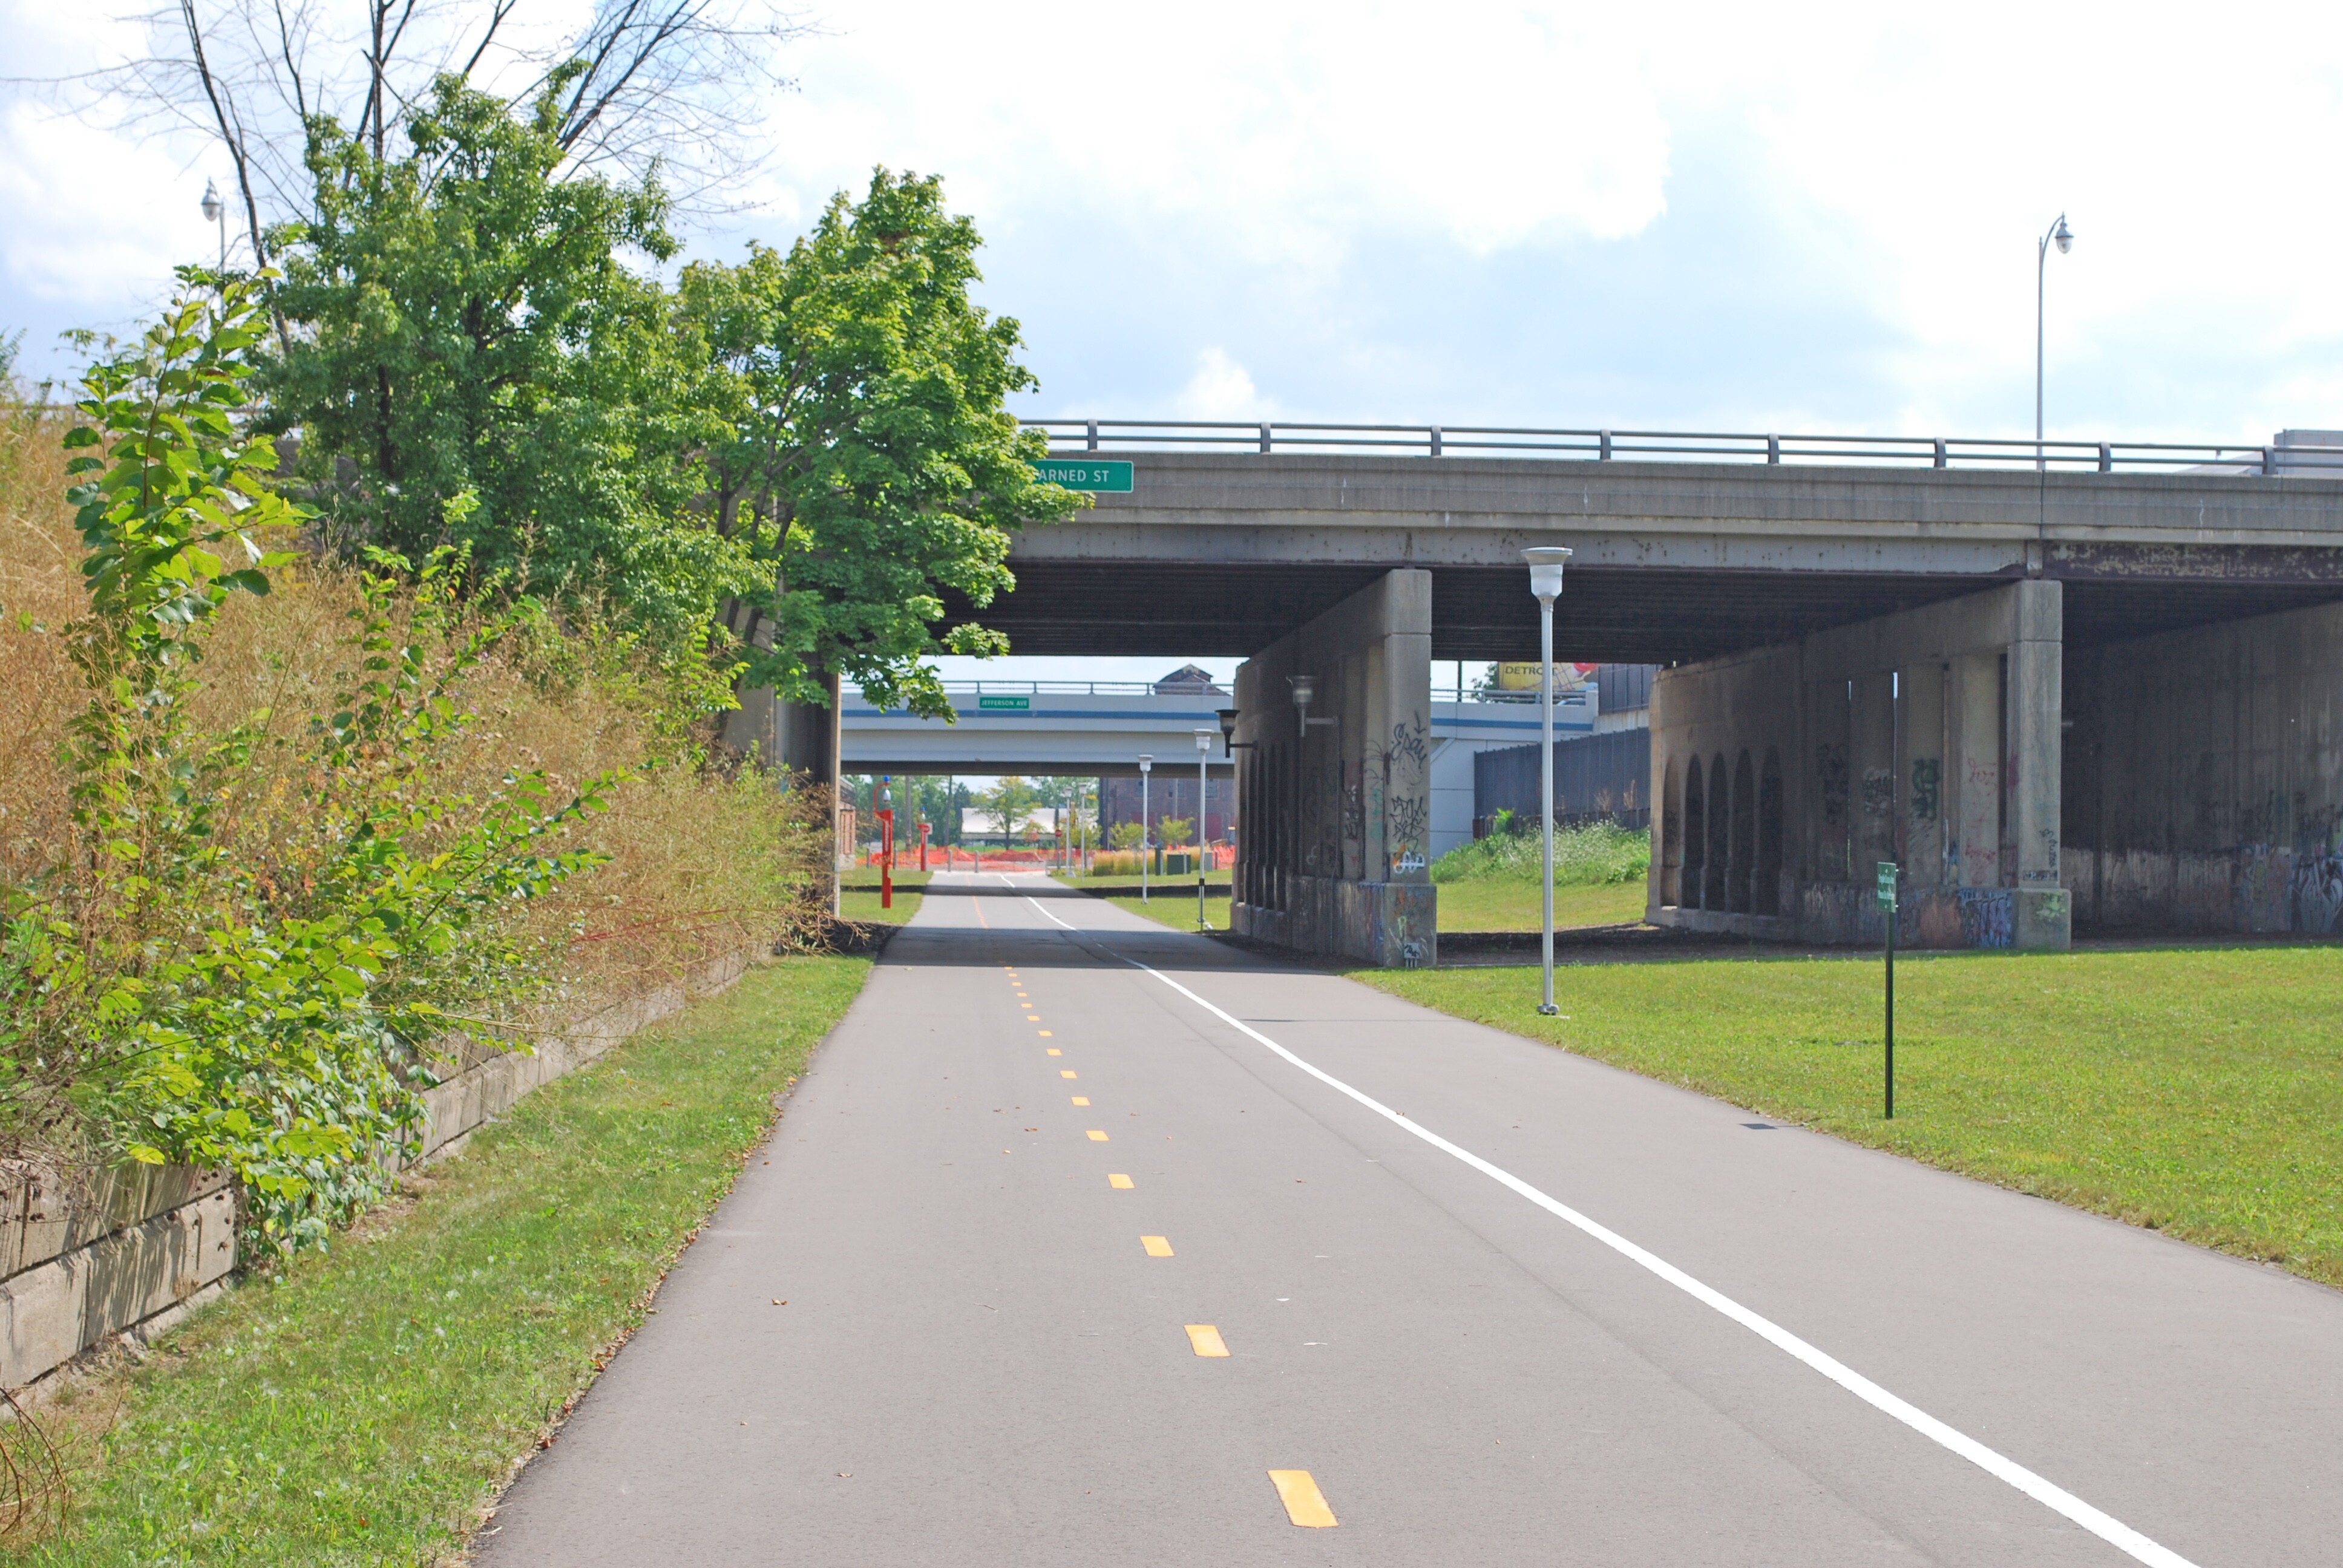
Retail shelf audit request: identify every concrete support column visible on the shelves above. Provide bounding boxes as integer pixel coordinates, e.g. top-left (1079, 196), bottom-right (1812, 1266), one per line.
top-left (1948, 652), bottom-right (2003, 890)
top-left (1230, 569), bottom-right (1436, 965)
top-left (2008, 581), bottom-right (2069, 945)
top-left (1851, 673), bottom-right (1897, 882)
top-left (1374, 622), bottom-right (1434, 880)
top-left (1807, 676), bottom-right (1852, 885)
top-left (1900, 663), bottom-right (1947, 886)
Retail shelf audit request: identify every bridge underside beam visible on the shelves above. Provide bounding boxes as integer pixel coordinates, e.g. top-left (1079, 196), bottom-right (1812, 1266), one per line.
top-left (950, 561), bottom-right (2343, 662)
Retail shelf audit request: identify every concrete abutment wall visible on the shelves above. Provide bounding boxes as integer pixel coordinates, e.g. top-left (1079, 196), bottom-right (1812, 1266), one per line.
top-left (1649, 581), bottom-right (2072, 950)
top-left (2065, 598), bottom-right (2343, 935)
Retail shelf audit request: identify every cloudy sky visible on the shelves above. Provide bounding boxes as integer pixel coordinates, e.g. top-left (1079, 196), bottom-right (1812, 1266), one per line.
top-left (8, 0), bottom-right (2343, 682)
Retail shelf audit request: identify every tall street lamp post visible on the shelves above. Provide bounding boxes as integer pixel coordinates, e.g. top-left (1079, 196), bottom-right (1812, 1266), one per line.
top-left (2036, 212), bottom-right (2074, 472)
top-left (1524, 547), bottom-right (1572, 1016)
top-left (1138, 755), bottom-right (1152, 903)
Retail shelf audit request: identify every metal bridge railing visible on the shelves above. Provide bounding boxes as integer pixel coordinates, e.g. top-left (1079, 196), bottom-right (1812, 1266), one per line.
top-left (1023, 418), bottom-right (2343, 477)
top-left (847, 679), bottom-right (1222, 700)
top-left (847, 679), bottom-right (1595, 706)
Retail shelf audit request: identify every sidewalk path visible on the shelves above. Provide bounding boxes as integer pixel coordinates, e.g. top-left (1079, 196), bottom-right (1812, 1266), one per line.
top-left (478, 872), bottom-right (2342, 1566)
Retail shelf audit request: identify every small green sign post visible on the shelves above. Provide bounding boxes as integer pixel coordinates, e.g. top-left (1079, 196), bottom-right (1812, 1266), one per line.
top-left (1877, 860), bottom-right (1899, 1119)
top-left (1031, 458), bottom-right (1135, 492)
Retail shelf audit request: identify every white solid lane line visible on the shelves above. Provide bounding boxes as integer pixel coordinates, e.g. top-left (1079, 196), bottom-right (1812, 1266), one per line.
top-left (1028, 892), bottom-right (2200, 1568)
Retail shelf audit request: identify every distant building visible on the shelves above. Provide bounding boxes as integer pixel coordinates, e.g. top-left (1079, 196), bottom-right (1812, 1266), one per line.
top-left (1152, 663), bottom-right (1227, 694)
top-left (961, 805), bottom-right (1068, 840)
top-left (1099, 774), bottom-right (1233, 843)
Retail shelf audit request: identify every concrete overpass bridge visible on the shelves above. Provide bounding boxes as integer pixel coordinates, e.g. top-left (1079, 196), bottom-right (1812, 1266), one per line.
top-left (738, 419), bottom-right (2343, 963)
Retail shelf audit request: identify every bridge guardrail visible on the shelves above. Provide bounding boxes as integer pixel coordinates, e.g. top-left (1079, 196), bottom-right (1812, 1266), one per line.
top-left (845, 681), bottom-right (1590, 706)
top-left (1023, 418), bottom-right (2343, 477)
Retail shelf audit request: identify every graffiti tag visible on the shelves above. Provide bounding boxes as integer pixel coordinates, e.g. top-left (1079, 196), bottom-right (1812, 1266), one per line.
top-left (1909, 757), bottom-right (1941, 820)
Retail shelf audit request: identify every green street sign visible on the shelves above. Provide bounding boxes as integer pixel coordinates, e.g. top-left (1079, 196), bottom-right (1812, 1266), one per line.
top-left (977, 694), bottom-right (1031, 711)
top-left (1876, 860), bottom-right (1899, 910)
top-left (1032, 458), bottom-right (1135, 492)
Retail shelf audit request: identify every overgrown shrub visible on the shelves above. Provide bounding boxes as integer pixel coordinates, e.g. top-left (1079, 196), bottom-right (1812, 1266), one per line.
top-left (1430, 818), bottom-right (1652, 887)
top-left (0, 276), bottom-right (829, 1258)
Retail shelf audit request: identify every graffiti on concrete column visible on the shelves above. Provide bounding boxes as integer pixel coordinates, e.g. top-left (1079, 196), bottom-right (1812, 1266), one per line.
top-left (1386, 792), bottom-right (1429, 866)
top-left (1366, 712), bottom-right (1432, 877)
top-left (1817, 743), bottom-right (1849, 826)
top-left (2026, 826), bottom-right (2060, 883)
top-left (1386, 713), bottom-right (1429, 776)
top-left (1910, 757), bottom-right (1941, 820)
top-left (1861, 766), bottom-right (1893, 817)
top-left (2290, 852), bottom-right (2343, 933)
top-left (1956, 888), bottom-right (2014, 947)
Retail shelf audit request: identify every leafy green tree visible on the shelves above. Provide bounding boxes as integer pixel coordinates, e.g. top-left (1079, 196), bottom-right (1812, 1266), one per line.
top-left (264, 71), bottom-right (755, 664)
top-left (980, 775), bottom-right (1039, 841)
top-left (1155, 816), bottom-right (1194, 848)
top-left (678, 170), bottom-right (1085, 719)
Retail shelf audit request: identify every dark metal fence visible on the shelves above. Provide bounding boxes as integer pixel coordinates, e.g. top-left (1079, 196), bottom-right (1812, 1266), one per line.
top-left (1024, 418), bottom-right (2343, 478)
top-left (1473, 728), bottom-right (1652, 833)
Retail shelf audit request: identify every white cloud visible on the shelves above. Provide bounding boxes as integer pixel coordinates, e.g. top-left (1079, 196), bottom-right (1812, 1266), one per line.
top-left (1175, 348), bottom-right (1270, 419)
top-left (18, 0), bottom-right (2343, 433)
top-left (750, 1), bottom-right (1673, 267)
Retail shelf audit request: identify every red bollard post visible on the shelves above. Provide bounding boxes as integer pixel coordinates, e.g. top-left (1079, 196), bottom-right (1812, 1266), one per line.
top-left (879, 809), bottom-right (894, 909)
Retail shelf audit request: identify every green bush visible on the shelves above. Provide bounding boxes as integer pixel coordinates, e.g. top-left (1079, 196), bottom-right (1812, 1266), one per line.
top-left (1, 275), bottom-right (829, 1261)
top-left (1430, 818), bottom-right (1651, 888)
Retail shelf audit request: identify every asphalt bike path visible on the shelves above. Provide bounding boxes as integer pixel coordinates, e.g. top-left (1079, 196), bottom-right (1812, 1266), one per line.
top-left (479, 871), bottom-right (2343, 1565)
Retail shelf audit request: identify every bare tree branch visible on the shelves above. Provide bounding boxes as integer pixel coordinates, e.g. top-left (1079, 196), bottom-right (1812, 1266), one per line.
top-left (21, 0), bottom-right (812, 245)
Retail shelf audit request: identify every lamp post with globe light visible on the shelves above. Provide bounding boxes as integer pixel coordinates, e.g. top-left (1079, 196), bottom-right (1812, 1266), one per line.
top-left (1524, 547), bottom-right (1572, 1016)
top-left (1138, 755), bottom-right (1152, 902)
top-left (2036, 213), bottom-right (2074, 472)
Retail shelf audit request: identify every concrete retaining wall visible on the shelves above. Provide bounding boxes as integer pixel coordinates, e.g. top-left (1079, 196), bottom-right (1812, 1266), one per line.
top-left (1649, 581), bottom-right (2071, 950)
top-left (2065, 598), bottom-right (2343, 934)
top-left (0, 947), bottom-right (756, 1391)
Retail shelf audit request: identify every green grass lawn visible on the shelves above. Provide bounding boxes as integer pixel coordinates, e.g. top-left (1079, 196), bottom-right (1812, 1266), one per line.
top-left (1086, 888), bottom-right (1225, 931)
top-left (1060, 871), bottom-right (1230, 892)
top-left (839, 868), bottom-right (929, 925)
top-left (1069, 876), bottom-right (1641, 935)
top-left (1358, 946), bottom-right (2343, 1290)
top-left (839, 886), bottom-right (923, 924)
top-left (1435, 878), bottom-right (1647, 931)
top-left (7, 956), bottom-right (869, 1566)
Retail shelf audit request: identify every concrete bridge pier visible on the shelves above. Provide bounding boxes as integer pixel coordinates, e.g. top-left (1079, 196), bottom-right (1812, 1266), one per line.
top-left (1231, 569), bottom-right (1438, 966)
top-left (1651, 580), bottom-right (2071, 951)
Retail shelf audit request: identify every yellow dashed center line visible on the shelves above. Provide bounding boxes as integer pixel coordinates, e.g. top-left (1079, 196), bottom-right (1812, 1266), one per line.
top-left (1268, 1470), bottom-right (1337, 1527)
top-left (1060, 1070), bottom-right (1077, 1079)
top-left (1184, 1324), bottom-right (1229, 1357)
top-left (1087, 1130), bottom-right (1109, 1142)
top-left (1046, 1048), bottom-right (1061, 1056)
top-left (1141, 1235), bottom-right (1174, 1257)
top-left (1107, 1173), bottom-right (1133, 1189)
top-left (1038, 1030), bottom-right (1054, 1037)
top-left (1070, 1096), bottom-right (1089, 1106)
